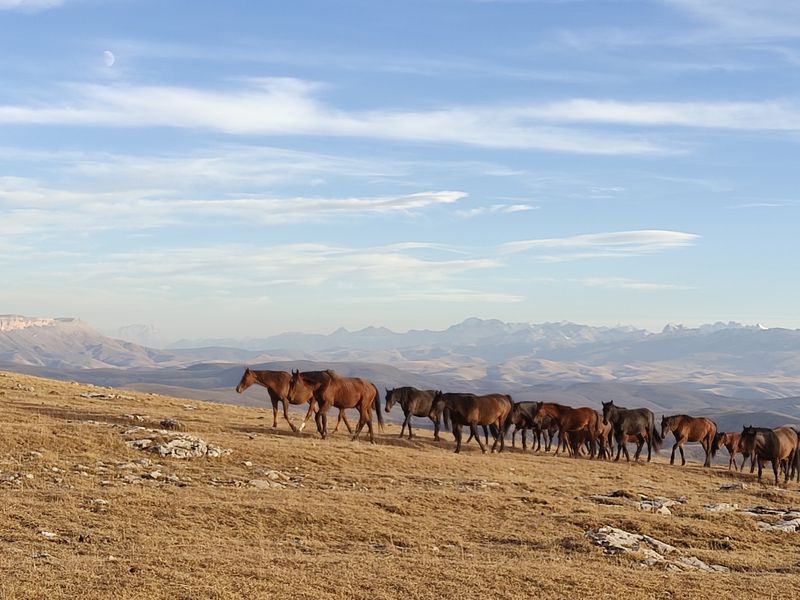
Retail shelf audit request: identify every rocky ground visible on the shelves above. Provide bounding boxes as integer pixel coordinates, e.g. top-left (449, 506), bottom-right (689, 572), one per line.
top-left (0, 370), bottom-right (799, 599)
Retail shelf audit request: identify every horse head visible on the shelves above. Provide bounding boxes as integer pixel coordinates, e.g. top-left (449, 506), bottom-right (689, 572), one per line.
top-left (601, 401), bottom-right (615, 425)
top-left (235, 367), bottom-right (255, 393)
top-left (384, 387), bottom-right (396, 412)
top-left (660, 415), bottom-right (672, 440)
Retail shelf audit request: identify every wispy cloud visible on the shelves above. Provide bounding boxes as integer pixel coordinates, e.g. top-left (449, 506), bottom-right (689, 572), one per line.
top-left (457, 203), bottom-right (537, 218)
top-left (578, 277), bottom-right (693, 290)
top-left (0, 79), bottom-right (674, 155)
top-left (499, 230), bottom-right (699, 260)
top-left (0, 175), bottom-right (467, 234)
top-left (664, 0), bottom-right (800, 40)
top-left (0, 0), bottom-right (64, 11)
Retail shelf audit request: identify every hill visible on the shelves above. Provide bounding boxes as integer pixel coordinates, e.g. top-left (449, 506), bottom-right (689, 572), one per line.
top-left (1, 370), bottom-right (799, 599)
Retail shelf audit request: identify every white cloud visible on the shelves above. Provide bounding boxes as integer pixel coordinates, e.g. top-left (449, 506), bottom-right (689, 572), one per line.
top-left (458, 203), bottom-right (538, 218)
top-left (579, 277), bottom-right (693, 290)
top-left (664, 0), bottom-right (800, 39)
top-left (499, 230), bottom-right (699, 260)
top-left (0, 0), bottom-right (64, 11)
top-left (0, 79), bottom-right (673, 155)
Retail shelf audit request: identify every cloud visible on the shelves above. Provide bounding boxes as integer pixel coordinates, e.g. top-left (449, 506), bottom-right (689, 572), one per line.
top-left (499, 230), bottom-right (699, 260)
top-left (663, 0), bottom-right (800, 40)
top-left (457, 203), bottom-right (538, 218)
top-left (0, 176), bottom-right (467, 234)
top-left (519, 99), bottom-right (800, 130)
top-left (0, 0), bottom-right (64, 11)
top-left (0, 79), bottom-right (674, 155)
top-left (578, 277), bottom-right (693, 290)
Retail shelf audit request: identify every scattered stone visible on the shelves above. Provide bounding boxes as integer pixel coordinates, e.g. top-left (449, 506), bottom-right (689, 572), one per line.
top-left (719, 482), bottom-right (747, 491)
top-left (25, 473), bottom-right (34, 480)
top-left (159, 418), bottom-right (183, 431)
top-left (123, 427), bottom-right (231, 459)
top-left (704, 503), bottom-right (739, 513)
top-left (124, 414), bottom-right (147, 422)
top-left (31, 551), bottom-right (52, 560)
top-left (146, 471), bottom-right (162, 480)
top-left (40, 531), bottom-right (59, 542)
top-left (127, 439), bottom-right (153, 451)
top-left (243, 461), bottom-right (253, 467)
top-left (28, 451), bottom-right (43, 459)
top-left (585, 526), bottom-right (728, 572)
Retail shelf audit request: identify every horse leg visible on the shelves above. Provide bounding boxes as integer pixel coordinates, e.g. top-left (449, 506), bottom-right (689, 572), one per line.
top-left (670, 440), bottom-right (678, 465)
top-left (522, 428), bottom-right (527, 451)
top-left (432, 417), bottom-right (441, 442)
top-left (483, 425), bottom-right (489, 447)
top-left (679, 441), bottom-right (686, 466)
top-left (400, 413), bottom-right (412, 439)
top-left (471, 424), bottom-right (487, 454)
top-left (453, 424), bottom-right (463, 454)
top-left (772, 459), bottom-right (780, 486)
top-left (634, 435), bottom-right (645, 461)
top-left (511, 426), bottom-right (517, 448)
top-left (300, 399), bottom-right (317, 433)
top-left (271, 396), bottom-right (279, 429)
top-left (281, 398), bottom-right (297, 432)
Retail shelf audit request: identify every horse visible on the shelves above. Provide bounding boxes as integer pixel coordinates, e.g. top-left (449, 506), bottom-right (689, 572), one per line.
top-left (531, 402), bottom-right (599, 458)
top-left (601, 401), bottom-right (662, 462)
top-left (384, 387), bottom-right (442, 440)
top-left (286, 370), bottom-right (384, 442)
top-left (562, 412), bottom-right (612, 459)
top-left (712, 432), bottom-right (746, 471)
top-left (739, 426), bottom-right (799, 485)
top-left (660, 414), bottom-right (717, 468)
top-left (235, 367), bottom-right (353, 433)
top-left (429, 392), bottom-right (513, 454)
top-left (510, 402), bottom-right (557, 451)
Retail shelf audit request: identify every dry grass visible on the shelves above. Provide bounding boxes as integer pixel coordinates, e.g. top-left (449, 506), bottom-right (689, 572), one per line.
top-left (1, 370), bottom-right (799, 599)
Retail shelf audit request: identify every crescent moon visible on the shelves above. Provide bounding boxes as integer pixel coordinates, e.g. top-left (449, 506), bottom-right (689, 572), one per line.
top-left (104, 51), bottom-right (116, 68)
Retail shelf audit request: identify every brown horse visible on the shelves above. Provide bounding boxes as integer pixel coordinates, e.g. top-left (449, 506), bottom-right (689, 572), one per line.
top-left (739, 426), bottom-right (799, 485)
top-left (286, 370), bottom-right (383, 442)
top-left (712, 432), bottom-right (746, 471)
top-left (429, 392), bottom-right (513, 454)
top-left (532, 402), bottom-right (599, 458)
top-left (235, 367), bottom-right (353, 433)
top-left (384, 387), bottom-right (441, 440)
top-left (660, 415), bottom-right (717, 468)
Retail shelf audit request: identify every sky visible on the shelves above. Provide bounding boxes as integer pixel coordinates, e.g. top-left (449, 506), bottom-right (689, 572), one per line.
top-left (1, 0), bottom-right (799, 341)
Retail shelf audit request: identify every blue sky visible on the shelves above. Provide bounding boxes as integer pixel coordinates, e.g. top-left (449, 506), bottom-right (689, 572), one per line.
top-left (1, 0), bottom-right (799, 340)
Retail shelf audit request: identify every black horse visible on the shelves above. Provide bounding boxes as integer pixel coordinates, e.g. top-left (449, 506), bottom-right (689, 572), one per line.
top-left (384, 387), bottom-right (442, 440)
top-left (601, 401), bottom-right (662, 462)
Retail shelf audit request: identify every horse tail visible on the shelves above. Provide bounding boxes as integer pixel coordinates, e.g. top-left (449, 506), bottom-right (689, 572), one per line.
top-left (372, 384), bottom-right (384, 431)
top-left (650, 418), bottom-right (663, 452)
top-left (710, 421), bottom-right (719, 457)
top-left (502, 395), bottom-right (514, 434)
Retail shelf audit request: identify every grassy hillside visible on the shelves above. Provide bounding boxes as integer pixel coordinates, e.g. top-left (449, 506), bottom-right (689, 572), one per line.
top-left (1, 371), bottom-right (798, 599)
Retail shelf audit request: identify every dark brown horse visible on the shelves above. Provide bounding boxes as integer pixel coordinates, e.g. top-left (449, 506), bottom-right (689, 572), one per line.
top-left (384, 387), bottom-right (441, 440)
top-left (531, 402), bottom-right (599, 458)
top-left (660, 414), bottom-right (717, 468)
top-left (429, 392), bottom-right (513, 454)
top-left (739, 426), bottom-right (799, 485)
top-left (712, 431), bottom-right (746, 471)
top-left (236, 367), bottom-right (353, 433)
top-left (510, 402), bottom-right (557, 451)
top-left (287, 370), bottom-right (383, 442)
top-left (601, 401), bottom-right (662, 462)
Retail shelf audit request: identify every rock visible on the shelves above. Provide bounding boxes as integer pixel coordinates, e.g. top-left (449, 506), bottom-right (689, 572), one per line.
top-left (28, 451), bottom-right (43, 459)
top-left (249, 479), bottom-right (271, 489)
top-left (719, 482), bottom-right (747, 491)
top-left (127, 439), bottom-right (153, 451)
top-left (40, 531), bottom-right (59, 542)
top-left (242, 461), bottom-right (253, 467)
top-left (671, 556), bottom-right (730, 573)
top-left (704, 503), bottom-right (738, 513)
top-left (159, 418), bottom-right (183, 431)
top-left (146, 470), bottom-right (162, 480)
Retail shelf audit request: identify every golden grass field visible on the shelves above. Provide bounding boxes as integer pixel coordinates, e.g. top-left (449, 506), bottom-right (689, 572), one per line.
top-left (1, 370), bottom-right (799, 599)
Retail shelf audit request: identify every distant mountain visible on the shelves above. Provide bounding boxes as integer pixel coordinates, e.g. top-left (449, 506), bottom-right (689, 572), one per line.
top-left (168, 317), bottom-right (800, 399)
top-left (0, 315), bottom-right (178, 369)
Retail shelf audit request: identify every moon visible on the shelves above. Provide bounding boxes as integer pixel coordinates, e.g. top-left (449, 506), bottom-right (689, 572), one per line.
top-left (103, 50), bottom-right (115, 68)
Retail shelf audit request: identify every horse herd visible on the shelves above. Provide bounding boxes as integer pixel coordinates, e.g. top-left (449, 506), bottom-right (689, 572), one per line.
top-left (235, 367), bottom-right (800, 486)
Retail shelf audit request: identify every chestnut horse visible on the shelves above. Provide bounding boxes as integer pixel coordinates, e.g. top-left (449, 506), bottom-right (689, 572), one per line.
top-left (712, 432), bottom-right (746, 471)
top-left (660, 414), bottom-right (717, 468)
top-left (287, 370), bottom-right (383, 442)
top-left (739, 426), bottom-right (799, 485)
top-left (532, 402), bottom-right (599, 458)
top-left (510, 402), bottom-right (558, 452)
top-left (429, 392), bottom-right (513, 454)
top-left (235, 367), bottom-right (353, 433)
top-left (601, 401), bottom-right (662, 462)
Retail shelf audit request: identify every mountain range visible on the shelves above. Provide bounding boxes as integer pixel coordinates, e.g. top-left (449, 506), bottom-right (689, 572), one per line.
top-left (2, 314), bottom-right (800, 429)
